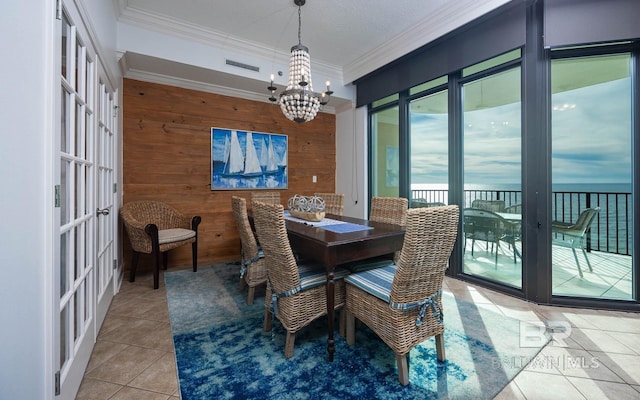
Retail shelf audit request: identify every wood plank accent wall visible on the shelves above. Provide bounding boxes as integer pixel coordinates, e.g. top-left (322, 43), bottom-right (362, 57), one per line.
top-left (122, 78), bottom-right (336, 274)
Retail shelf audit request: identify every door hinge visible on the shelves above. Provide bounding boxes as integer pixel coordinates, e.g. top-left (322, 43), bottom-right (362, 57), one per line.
top-left (113, 259), bottom-right (118, 270)
top-left (54, 370), bottom-right (60, 395)
top-left (55, 0), bottom-right (61, 20)
top-left (54, 185), bottom-right (61, 207)
top-left (113, 182), bottom-right (117, 193)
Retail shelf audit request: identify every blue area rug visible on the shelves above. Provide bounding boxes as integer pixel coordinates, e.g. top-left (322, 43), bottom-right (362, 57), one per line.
top-left (165, 264), bottom-right (546, 399)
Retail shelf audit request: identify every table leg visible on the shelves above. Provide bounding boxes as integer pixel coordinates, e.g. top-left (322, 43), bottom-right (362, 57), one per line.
top-left (326, 270), bottom-right (335, 362)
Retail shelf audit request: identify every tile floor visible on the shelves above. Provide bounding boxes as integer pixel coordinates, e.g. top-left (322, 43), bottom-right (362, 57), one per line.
top-left (76, 265), bottom-right (640, 400)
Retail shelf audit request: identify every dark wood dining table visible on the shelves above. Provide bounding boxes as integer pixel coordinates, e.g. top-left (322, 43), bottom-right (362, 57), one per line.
top-left (283, 213), bottom-right (405, 361)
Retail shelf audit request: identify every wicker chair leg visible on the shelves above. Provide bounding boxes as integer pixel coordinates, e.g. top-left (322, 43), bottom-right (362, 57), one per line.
top-left (239, 277), bottom-right (246, 291)
top-left (284, 331), bottom-right (296, 358)
top-left (192, 241), bottom-right (198, 272)
top-left (247, 286), bottom-right (255, 305)
top-left (435, 333), bottom-right (445, 361)
top-left (162, 252), bottom-right (168, 270)
top-left (396, 354), bottom-right (409, 386)
top-left (263, 308), bottom-right (273, 332)
top-left (130, 251), bottom-right (140, 282)
top-left (346, 311), bottom-right (356, 345)
top-left (338, 309), bottom-right (346, 338)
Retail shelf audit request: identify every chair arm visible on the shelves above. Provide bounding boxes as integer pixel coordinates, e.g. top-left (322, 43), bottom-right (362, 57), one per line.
top-left (191, 216), bottom-right (202, 232)
top-left (145, 223), bottom-right (161, 254)
top-left (123, 218), bottom-right (154, 253)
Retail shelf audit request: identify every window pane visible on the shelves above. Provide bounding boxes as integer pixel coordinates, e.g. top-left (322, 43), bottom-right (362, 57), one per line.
top-left (410, 76), bottom-right (447, 96)
top-left (372, 94), bottom-right (399, 108)
top-left (462, 67), bottom-right (522, 288)
top-left (409, 89), bottom-right (449, 207)
top-left (551, 54), bottom-right (633, 300)
top-left (371, 107), bottom-right (399, 197)
top-left (463, 49), bottom-right (521, 77)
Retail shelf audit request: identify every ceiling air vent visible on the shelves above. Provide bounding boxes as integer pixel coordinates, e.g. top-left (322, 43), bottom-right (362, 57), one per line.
top-left (225, 59), bottom-right (260, 72)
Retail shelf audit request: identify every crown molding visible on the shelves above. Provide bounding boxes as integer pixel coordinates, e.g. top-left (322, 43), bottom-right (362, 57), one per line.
top-left (343, 0), bottom-right (510, 83)
top-left (117, 4), bottom-right (343, 80)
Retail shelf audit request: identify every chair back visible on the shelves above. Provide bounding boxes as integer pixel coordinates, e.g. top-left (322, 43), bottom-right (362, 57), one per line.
top-left (250, 191), bottom-right (281, 206)
top-left (369, 197), bottom-right (408, 226)
top-left (573, 207), bottom-right (600, 235)
top-left (471, 199), bottom-right (505, 213)
top-left (121, 200), bottom-right (184, 230)
top-left (314, 192), bottom-right (344, 215)
top-left (231, 196), bottom-right (260, 260)
top-left (390, 205), bottom-right (459, 304)
top-left (463, 208), bottom-right (509, 240)
top-left (252, 201), bottom-right (300, 295)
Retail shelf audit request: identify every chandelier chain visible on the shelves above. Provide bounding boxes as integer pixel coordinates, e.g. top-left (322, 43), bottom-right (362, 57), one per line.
top-left (297, 6), bottom-right (302, 45)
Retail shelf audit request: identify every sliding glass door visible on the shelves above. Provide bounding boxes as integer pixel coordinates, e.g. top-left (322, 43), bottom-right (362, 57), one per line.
top-left (462, 66), bottom-right (522, 288)
top-left (551, 53), bottom-right (634, 300)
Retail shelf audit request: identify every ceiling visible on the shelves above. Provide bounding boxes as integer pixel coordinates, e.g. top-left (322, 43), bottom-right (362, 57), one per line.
top-left (116, 0), bottom-right (512, 109)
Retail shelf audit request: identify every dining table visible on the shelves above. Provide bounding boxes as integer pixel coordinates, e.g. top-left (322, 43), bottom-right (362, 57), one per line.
top-left (260, 211), bottom-right (406, 361)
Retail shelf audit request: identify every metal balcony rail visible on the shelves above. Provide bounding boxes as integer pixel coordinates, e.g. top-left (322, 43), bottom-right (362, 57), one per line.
top-left (410, 189), bottom-right (632, 256)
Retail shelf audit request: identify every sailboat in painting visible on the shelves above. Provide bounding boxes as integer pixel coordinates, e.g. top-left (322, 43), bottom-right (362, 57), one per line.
top-left (242, 131), bottom-right (263, 177)
top-left (221, 130), bottom-right (244, 177)
top-left (220, 130), bottom-right (262, 178)
top-left (264, 137), bottom-right (280, 175)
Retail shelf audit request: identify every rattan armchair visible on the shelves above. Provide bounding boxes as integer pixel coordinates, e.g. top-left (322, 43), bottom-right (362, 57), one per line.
top-left (252, 200), bottom-right (350, 358)
top-left (231, 196), bottom-right (267, 305)
top-left (120, 201), bottom-right (201, 289)
top-left (345, 205), bottom-right (459, 385)
top-left (314, 192), bottom-right (344, 216)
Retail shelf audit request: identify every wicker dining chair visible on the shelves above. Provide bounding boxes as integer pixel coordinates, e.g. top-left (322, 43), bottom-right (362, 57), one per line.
top-left (120, 201), bottom-right (201, 289)
top-left (345, 205), bottom-right (459, 386)
top-left (231, 196), bottom-right (267, 305)
top-left (252, 200), bottom-right (350, 358)
top-left (250, 191), bottom-right (281, 207)
top-left (369, 196), bottom-right (408, 226)
top-left (366, 196), bottom-right (409, 266)
top-left (314, 192), bottom-right (345, 216)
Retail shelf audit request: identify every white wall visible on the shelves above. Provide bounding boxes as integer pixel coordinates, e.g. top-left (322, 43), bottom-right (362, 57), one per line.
top-left (335, 105), bottom-right (368, 219)
top-left (0, 1), bottom-right (53, 398)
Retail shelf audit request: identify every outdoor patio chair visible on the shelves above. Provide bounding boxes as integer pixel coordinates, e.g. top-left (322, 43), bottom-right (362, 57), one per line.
top-left (314, 192), bottom-right (344, 215)
top-left (231, 196), bottom-right (267, 305)
top-left (252, 200), bottom-right (350, 358)
top-left (120, 201), bottom-right (201, 289)
top-left (552, 207), bottom-right (600, 278)
top-left (344, 205), bottom-right (459, 385)
top-left (471, 199), bottom-right (506, 213)
top-left (463, 208), bottom-right (519, 265)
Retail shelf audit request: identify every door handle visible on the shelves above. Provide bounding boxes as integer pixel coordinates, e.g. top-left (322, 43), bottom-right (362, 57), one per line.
top-left (97, 208), bottom-right (110, 216)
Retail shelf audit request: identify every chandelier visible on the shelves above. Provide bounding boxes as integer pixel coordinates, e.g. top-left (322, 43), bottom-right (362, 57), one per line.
top-left (268, 0), bottom-right (332, 123)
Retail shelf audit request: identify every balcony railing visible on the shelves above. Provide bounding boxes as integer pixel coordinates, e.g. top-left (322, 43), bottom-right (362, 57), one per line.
top-left (410, 189), bottom-right (633, 256)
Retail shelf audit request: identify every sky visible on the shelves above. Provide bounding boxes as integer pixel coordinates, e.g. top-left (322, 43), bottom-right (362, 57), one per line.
top-left (409, 77), bottom-right (632, 188)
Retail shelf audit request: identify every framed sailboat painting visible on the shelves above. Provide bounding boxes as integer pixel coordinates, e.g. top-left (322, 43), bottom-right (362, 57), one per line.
top-left (211, 127), bottom-right (288, 190)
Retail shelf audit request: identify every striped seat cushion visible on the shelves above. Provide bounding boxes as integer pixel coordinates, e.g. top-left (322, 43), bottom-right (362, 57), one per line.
top-left (344, 263), bottom-right (396, 302)
top-left (298, 263), bottom-right (351, 291)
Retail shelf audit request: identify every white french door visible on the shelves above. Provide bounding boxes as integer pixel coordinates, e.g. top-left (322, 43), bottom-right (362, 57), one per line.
top-left (54, 4), bottom-right (118, 398)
